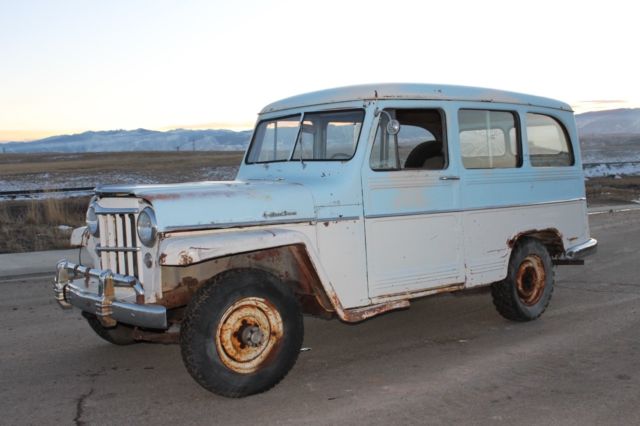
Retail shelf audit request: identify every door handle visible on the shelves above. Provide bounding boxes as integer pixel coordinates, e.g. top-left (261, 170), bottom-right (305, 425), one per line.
top-left (439, 175), bottom-right (460, 181)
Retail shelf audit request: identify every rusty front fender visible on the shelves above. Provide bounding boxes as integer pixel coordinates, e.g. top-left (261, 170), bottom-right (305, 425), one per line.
top-left (158, 228), bottom-right (319, 267)
top-left (157, 228), bottom-right (405, 323)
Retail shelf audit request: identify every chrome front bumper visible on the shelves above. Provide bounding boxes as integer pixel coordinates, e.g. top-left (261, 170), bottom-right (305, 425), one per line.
top-left (565, 238), bottom-right (598, 259)
top-left (54, 260), bottom-right (167, 329)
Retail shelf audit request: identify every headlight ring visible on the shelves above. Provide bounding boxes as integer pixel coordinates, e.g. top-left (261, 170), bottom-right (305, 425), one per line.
top-left (137, 208), bottom-right (158, 247)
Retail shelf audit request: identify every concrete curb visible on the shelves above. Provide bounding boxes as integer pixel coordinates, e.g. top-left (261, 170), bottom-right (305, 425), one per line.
top-left (0, 248), bottom-right (79, 279)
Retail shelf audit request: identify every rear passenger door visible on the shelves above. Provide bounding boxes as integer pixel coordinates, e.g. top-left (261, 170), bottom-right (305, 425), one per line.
top-left (362, 106), bottom-right (465, 298)
top-left (457, 107), bottom-right (525, 287)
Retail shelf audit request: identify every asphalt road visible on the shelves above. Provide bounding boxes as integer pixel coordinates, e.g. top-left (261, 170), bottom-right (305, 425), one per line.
top-left (1, 210), bottom-right (639, 425)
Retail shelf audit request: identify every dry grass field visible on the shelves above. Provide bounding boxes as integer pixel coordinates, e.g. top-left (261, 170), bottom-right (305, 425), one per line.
top-left (0, 151), bottom-right (244, 191)
top-left (1, 152), bottom-right (639, 253)
top-left (586, 175), bottom-right (640, 205)
top-left (0, 197), bottom-right (89, 253)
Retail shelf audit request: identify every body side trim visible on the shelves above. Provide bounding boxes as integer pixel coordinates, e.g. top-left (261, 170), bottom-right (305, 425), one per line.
top-left (364, 198), bottom-right (586, 220)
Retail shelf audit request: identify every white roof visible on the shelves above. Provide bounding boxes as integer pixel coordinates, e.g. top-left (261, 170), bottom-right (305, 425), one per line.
top-left (260, 83), bottom-right (572, 114)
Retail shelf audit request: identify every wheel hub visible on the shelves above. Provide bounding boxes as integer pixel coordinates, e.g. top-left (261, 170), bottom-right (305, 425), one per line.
top-left (516, 255), bottom-right (546, 306)
top-left (215, 297), bottom-right (283, 374)
top-left (240, 325), bottom-right (264, 347)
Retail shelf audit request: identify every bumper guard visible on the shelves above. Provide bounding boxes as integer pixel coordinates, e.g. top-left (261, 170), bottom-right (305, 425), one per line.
top-left (54, 260), bottom-right (167, 329)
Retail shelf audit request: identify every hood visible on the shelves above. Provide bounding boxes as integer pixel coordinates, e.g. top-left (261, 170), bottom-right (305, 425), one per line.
top-left (96, 180), bottom-right (316, 232)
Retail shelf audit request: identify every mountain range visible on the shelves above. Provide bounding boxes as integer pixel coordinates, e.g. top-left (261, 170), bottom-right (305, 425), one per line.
top-left (0, 128), bottom-right (252, 153)
top-left (575, 108), bottom-right (640, 135)
top-left (1, 108), bottom-right (639, 154)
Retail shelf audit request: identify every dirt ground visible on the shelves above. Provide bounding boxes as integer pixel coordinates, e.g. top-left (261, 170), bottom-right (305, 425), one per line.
top-left (585, 175), bottom-right (640, 206)
top-left (0, 152), bottom-right (243, 191)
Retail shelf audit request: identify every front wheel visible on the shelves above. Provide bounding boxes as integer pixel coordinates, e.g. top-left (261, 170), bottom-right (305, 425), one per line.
top-left (180, 268), bottom-right (303, 397)
top-left (491, 238), bottom-right (554, 322)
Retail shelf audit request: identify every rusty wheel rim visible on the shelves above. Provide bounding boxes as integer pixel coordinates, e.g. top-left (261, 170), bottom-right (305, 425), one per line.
top-left (215, 297), bottom-right (283, 374)
top-left (516, 255), bottom-right (546, 306)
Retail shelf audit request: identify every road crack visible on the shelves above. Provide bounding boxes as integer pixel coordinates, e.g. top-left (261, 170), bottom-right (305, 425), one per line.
top-left (74, 387), bottom-right (94, 426)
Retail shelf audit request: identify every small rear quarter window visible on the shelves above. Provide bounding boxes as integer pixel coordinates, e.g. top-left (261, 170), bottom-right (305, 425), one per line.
top-left (526, 113), bottom-right (574, 167)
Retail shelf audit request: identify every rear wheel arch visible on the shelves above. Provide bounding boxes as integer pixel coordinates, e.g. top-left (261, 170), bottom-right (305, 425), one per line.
top-left (508, 228), bottom-right (564, 258)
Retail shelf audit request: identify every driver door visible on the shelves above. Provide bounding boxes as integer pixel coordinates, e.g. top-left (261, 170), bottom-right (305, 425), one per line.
top-left (362, 106), bottom-right (465, 298)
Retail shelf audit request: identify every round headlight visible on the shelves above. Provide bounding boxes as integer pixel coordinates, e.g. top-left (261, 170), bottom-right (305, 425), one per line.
top-left (137, 208), bottom-right (157, 247)
top-left (86, 205), bottom-right (99, 237)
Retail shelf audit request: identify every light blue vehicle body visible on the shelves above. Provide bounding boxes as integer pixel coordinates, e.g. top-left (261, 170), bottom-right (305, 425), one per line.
top-left (56, 83), bottom-right (596, 328)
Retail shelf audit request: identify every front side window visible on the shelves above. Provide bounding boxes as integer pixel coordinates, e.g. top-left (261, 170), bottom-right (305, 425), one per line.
top-left (459, 109), bottom-right (520, 169)
top-left (246, 115), bottom-right (301, 163)
top-left (526, 113), bottom-right (574, 167)
top-left (246, 110), bottom-right (364, 163)
top-left (292, 110), bottom-right (364, 161)
top-left (370, 109), bottom-right (447, 171)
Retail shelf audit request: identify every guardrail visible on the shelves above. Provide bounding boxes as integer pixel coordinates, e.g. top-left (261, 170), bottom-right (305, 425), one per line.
top-left (0, 187), bottom-right (95, 201)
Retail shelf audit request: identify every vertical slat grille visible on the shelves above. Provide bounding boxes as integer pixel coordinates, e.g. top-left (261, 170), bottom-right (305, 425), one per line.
top-left (97, 211), bottom-right (140, 279)
top-left (125, 215), bottom-right (135, 276)
top-left (115, 215), bottom-right (126, 275)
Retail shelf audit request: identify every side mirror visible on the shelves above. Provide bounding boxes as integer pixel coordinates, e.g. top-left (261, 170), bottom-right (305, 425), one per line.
top-left (375, 108), bottom-right (401, 135)
top-left (386, 119), bottom-right (400, 135)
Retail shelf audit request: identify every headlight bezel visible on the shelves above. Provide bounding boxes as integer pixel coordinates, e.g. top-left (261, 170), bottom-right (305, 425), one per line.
top-left (137, 207), bottom-right (158, 247)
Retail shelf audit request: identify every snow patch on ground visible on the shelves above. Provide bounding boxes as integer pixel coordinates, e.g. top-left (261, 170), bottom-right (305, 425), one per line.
top-left (583, 162), bottom-right (640, 178)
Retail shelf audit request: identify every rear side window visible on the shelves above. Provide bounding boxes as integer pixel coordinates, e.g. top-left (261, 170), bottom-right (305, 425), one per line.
top-left (526, 113), bottom-right (574, 167)
top-left (458, 110), bottom-right (520, 169)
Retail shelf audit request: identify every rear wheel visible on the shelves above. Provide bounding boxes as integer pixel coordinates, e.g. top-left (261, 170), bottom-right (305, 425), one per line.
top-left (491, 238), bottom-right (554, 321)
top-left (180, 268), bottom-right (303, 397)
top-left (82, 312), bottom-right (137, 345)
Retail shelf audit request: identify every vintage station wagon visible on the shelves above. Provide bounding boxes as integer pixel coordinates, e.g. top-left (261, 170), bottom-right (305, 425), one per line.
top-left (54, 84), bottom-right (597, 397)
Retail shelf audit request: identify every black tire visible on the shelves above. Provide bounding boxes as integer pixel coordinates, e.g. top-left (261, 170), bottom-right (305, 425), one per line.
top-left (180, 268), bottom-right (303, 398)
top-left (491, 238), bottom-right (554, 322)
top-left (82, 312), bottom-right (138, 345)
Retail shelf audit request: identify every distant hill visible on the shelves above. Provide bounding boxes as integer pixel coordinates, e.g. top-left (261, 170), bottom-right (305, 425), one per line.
top-left (576, 109), bottom-right (640, 164)
top-left (0, 128), bottom-right (252, 153)
top-left (576, 108), bottom-right (640, 135)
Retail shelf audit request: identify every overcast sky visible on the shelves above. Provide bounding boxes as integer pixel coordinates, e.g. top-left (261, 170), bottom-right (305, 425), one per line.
top-left (0, 0), bottom-right (637, 141)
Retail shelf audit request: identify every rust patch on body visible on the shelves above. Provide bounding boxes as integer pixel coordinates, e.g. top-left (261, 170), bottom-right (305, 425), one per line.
top-left (157, 276), bottom-right (200, 308)
top-left (248, 248), bottom-right (282, 262)
top-left (507, 228), bottom-right (564, 256)
top-left (289, 245), bottom-right (334, 313)
top-left (179, 252), bottom-right (194, 265)
top-left (84, 268), bottom-right (91, 288)
top-left (144, 189), bottom-right (245, 202)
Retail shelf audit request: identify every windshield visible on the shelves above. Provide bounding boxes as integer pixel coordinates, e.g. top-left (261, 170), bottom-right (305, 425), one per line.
top-left (246, 109), bottom-right (364, 163)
